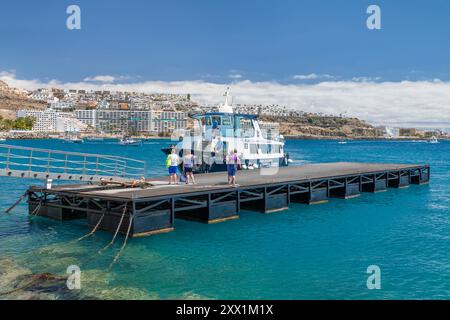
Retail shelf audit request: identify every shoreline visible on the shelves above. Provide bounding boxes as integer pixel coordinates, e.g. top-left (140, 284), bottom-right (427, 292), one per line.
top-left (284, 135), bottom-right (449, 141)
top-left (0, 132), bottom-right (447, 141)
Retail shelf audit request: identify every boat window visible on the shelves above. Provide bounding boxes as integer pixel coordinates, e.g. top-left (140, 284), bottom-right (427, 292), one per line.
top-left (222, 116), bottom-right (231, 126)
top-left (212, 116), bottom-right (221, 126)
top-left (250, 144), bottom-right (258, 154)
top-left (260, 144), bottom-right (269, 154)
top-left (272, 144), bottom-right (281, 153)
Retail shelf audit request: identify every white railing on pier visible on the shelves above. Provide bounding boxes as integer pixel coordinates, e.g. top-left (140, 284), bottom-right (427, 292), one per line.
top-left (0, 144), bottom-right (146, 182)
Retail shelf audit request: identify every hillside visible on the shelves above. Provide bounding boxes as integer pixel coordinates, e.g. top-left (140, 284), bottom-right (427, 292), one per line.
top-left (260, 114), bottom-right (379, 139)
top-left (0, 80), bottom-right (46, 119)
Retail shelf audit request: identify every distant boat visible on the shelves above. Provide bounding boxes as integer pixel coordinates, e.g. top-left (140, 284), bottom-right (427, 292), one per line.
top-left (63, 136), bottom-right (83, 143)
top-left (428, 136), bottom-right (439, 144)
top-left (118, 137), bottom-right (141, 146)
top-left (0, 138), bottom-right (6, 143)
top-left (338, 140), bottom-right (347, 144)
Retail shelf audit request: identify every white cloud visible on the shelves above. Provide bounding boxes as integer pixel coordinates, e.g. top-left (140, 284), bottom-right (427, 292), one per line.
top-left (1, 70), bottom-right (450, 128)
top-left (83, 74), bottom-right (133, 83)
top-left (228, 74), bottom-right (243, 79)
top-left (293, 73), bottom-right (335, 80)
top-left (83, 75), bottom-right (116, 83)
top-left (351, 76), bottom-right (382, 82)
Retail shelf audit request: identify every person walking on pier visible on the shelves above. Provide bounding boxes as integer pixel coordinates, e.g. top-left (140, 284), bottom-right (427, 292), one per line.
top-left (226, 149), bottom-right (240, 187)
top-left (182, 150), bottom-right (196, 184)
top-left (167, 148), bottom-right (180, 185)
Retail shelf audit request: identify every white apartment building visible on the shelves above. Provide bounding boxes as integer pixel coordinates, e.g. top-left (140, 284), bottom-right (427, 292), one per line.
top-left (75, 109), bottom-right (97, 128)
top-left (74, 109), bottom-right (188, 134)
top-left (29, 91), bottom-right (59, 104)
top-left (49, 101), bottom-right (75, 110)
top-left (151, 110), bottom-right (188, 133)
top-left (130, 98), bottom-right (151, 110)
top-left (17, 109), bottom-right (87, 133)
top-left (96, 110), bottom-right (153, 133)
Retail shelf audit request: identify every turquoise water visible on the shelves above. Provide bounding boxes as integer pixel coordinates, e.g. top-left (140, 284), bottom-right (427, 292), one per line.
top-left (0, 139), bottom-right (449, 299)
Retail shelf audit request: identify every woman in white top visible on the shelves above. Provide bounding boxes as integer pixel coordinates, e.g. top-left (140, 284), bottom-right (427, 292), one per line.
top-left (182, 150), bottom-right (196, 184)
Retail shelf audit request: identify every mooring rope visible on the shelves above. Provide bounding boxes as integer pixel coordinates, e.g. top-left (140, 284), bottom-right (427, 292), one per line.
top-left (4, 191), bottom-right (28, 214)
top-left (110, 214), bottom-right (134, 268)
top-left (76, 209), bottom-right (106, 242)
top-left (98, 205), bottom-right (127, 254)
top-left (0, 273), bottom-right (67, 297)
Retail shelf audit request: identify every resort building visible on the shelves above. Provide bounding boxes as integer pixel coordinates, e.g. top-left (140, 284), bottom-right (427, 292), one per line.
top-left (151, 110), bottom-right (188, 134)
top-left (74, 109), bottom-right (188, 134)
top-left (74, 109), bottom-right (97, 128)
top-left (17, 109), bottom-right (87, 133)
top-left (95, 110), bottom-right (152, 133)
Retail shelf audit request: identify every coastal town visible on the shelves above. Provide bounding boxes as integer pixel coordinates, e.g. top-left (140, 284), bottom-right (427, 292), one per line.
top-left (0, 80), bottom-right (447, 140)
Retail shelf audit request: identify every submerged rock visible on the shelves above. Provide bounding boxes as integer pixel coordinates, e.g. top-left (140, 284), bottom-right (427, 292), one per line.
top-left (0, 256), bottom-right (73, 300)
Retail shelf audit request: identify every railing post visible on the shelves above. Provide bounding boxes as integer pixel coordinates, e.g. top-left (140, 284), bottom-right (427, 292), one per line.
top-left (64, 154), bottom-right (68, 174)
top-left (83, 156), bottom-right (87, 175)
top-left (47, 152), bottom-right (51, 173)
top-left (29, 150), bottom-right (33, 172)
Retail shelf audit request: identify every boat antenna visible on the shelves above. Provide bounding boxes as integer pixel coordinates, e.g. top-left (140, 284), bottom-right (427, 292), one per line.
top-left (224, 87), bottom-right (230, 106)
top-left (218, 87), bottom-right (234, 113)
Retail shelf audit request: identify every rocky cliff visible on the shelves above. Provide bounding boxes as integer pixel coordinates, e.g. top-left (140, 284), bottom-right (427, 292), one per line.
top-left (0, 80), bottom-right (46, 119)
top-left (260, 114), bottom-right (379, 139)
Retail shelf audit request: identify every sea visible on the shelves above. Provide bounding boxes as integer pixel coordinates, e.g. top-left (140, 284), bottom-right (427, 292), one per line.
top-left (0, 139), bottom-right (448, 299)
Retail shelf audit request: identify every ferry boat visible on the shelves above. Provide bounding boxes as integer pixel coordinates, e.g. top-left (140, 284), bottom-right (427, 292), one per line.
top-left (162, 88), bottom-right (291, 173)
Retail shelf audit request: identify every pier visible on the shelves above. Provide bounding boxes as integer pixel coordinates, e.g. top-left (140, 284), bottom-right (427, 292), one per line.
top-left (26, 162), bottom-right (430, 237)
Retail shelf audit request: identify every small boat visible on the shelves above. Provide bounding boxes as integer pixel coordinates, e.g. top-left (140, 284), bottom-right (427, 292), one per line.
top-left (338, 140), bottom-right (347, 144)
top-left (118, 137), bottom-right (141, 146)
top-left (0, 138), bottom-right (6, 142)
top-left (428, 136), bottom-right (439, 144)
top-left (63, 136), bottom-right (83, 143)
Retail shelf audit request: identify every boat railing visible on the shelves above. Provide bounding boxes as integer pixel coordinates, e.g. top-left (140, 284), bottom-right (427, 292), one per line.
top-left (0, 144), bottom-right (146, 182)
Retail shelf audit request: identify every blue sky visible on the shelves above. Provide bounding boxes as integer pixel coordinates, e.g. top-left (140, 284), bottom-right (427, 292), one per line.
top-left (1, 0), bottom-right (450, 83)
top-left (1, 1), bottom-right (450, 128)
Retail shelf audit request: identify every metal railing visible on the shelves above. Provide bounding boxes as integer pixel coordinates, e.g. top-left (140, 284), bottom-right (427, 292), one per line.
top-left (0, 144), bottom-right (146, 182)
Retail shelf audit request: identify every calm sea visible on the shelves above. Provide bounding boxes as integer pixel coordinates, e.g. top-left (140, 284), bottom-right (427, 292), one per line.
top-left (0, 139), bottom-right (448, 299)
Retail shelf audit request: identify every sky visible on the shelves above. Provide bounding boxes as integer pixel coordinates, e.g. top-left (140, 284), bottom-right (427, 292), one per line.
top-left (1, 0), bottom-right (450, 127)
